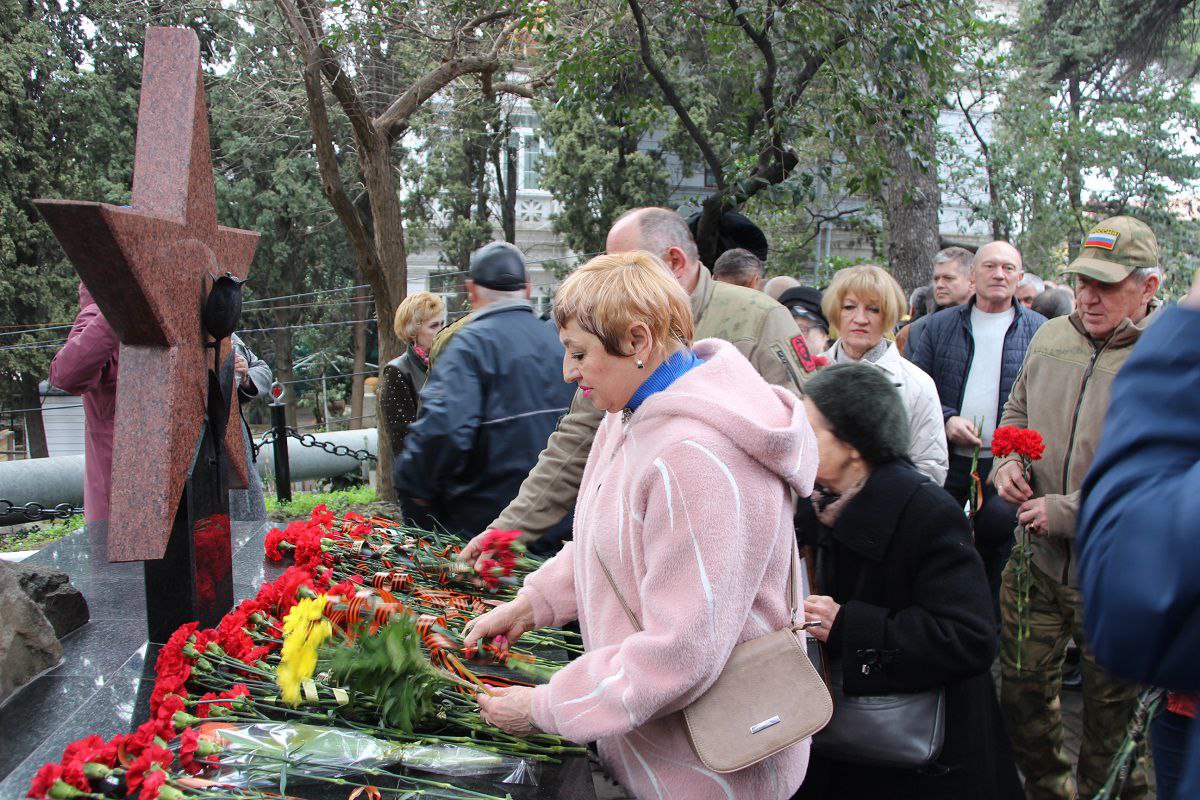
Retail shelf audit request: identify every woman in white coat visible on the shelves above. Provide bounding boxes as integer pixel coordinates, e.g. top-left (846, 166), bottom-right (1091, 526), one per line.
top-left (819, 265), bottom-right (948, 484)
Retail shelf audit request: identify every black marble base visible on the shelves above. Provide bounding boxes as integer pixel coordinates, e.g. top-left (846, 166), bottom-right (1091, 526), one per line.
top-left (146, 422), bottom-right (234, 642)
top-left (0, 522), bottom-right (595, 800)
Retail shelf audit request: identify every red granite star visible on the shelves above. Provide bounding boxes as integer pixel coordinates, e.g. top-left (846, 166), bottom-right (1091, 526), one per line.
top-left (35, 28), bottom-right (258, 561)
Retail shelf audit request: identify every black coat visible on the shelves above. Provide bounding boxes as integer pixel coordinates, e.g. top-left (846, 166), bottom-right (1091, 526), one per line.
top-left (794, 460), bottom-right (1022, 800)
top-left (378, 346), bottom-right (428, 454)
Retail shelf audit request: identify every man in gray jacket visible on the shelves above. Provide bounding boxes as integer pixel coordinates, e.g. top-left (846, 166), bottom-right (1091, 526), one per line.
top-left (460, 207), bottom-right (812, 561)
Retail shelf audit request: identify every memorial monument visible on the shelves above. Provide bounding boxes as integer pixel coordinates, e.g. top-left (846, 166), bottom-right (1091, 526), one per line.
top-left (34, 27), bottom-right (258, 641)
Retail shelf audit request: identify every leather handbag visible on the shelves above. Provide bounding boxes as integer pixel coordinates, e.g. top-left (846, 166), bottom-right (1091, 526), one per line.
top-left (812, 662), bottom-right (946, 769)
top-left (596, 536), bottom-right (832, 773)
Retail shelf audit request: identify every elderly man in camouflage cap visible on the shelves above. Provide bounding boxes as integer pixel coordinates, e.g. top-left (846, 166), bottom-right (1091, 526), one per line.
top-left (994, 215), bottom-right (1161, 800)
top-left (458, 206), bottom-right (814, 559)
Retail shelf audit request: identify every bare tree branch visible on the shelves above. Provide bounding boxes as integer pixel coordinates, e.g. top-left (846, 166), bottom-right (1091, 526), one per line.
top-left (376, 54), bottom-right (502, 141)
top-left (293, 15), bottom-right (379, 290)
top-left (627, 0), bottom-right (727, 190)
top-left (726, 0), bottom-right (782, 165)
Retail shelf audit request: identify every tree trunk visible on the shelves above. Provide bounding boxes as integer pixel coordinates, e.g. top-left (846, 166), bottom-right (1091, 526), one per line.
top-left (20, 374), bottom-right (48, 459)
top-left (349, 294), bottom-right (367, 430)
top-left (357, 134), bottom-right (406, 500)
top-left (880, 119), bottom-right (941, 295)
top-left (695, 194), bottom-right (728, 269)
top-left (503, 142), bottom-right (518, 244)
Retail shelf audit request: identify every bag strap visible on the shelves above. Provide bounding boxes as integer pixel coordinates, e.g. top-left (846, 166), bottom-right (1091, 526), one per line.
top-left (594, 533), bottom-right (804, 634)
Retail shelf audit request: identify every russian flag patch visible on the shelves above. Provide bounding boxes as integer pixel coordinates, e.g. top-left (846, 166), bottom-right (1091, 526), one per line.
top-left (1085, 228), bottom-right (1120, 250)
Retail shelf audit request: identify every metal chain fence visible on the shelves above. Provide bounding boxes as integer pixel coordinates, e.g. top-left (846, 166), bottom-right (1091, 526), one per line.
top-left (0, 500), bottom-right (84, 521)
top-left (253, 427), bottom-right (376, 463)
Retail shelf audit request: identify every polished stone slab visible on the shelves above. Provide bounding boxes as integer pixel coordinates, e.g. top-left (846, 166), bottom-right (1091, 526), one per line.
top-left (0, 520), bottom-right (265, 797)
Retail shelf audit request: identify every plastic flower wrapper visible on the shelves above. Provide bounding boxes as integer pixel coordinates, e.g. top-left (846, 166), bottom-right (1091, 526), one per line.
top-left (189, 721), bottom-right (536, 786)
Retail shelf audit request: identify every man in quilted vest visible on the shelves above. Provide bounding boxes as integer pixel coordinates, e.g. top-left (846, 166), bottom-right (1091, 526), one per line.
top-left (908, 241), bottom-right (1047, 619)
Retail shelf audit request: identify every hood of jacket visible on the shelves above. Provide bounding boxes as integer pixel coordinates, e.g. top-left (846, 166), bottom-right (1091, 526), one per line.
top-left (631, 338), bottom-right (818, 498)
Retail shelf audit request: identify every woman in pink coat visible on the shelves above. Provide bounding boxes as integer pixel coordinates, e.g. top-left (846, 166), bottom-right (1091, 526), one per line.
top-left (49, 283), bottom-right (120, 524)
top-left (464, 251), bottom-right (820, 799)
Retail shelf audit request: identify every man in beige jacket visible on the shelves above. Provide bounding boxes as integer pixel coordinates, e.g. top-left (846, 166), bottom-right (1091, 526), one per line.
top-left (993, 216), bottom-right (1160, 800)
top-left (460, 206), bottom-right (813, 559)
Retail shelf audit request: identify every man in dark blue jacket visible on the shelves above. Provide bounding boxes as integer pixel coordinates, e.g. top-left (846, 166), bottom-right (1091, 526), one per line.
top-left (909, 241), bottom-right (1046, 617)
top-left (1078, 272), bottom-right (1200, 800)
top-left (394, 242), bottom-right (575, 538)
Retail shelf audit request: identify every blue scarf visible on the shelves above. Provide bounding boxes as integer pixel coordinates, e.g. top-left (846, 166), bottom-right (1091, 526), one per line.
top-left (626, 349), bottom-right (701, 413)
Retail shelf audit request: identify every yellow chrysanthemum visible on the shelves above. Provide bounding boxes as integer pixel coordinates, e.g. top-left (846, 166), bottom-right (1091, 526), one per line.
top-left (277, 594), bottom-right (332, 706)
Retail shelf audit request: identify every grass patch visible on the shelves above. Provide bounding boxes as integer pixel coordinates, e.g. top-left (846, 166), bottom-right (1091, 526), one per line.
top-left (265, 486), bottom-right (379, 520)
top-left (0, 515), bottom-right (85, 553)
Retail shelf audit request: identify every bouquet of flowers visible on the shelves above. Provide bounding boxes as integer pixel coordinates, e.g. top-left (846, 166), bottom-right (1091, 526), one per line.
top-left (27, 510), bottom-right (585, 800)
top-left (991, 425), bottom-right (1045, 673)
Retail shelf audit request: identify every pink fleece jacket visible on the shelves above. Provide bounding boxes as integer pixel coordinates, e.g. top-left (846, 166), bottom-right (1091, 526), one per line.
top-left (520, 339), bottom-right (819, 800)
top-left (49, 284), bottom-right (120, 524)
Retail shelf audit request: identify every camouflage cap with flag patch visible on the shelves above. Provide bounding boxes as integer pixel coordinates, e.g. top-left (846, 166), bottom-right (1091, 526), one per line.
top-left (1063, 215), bottom-right (1159, 283)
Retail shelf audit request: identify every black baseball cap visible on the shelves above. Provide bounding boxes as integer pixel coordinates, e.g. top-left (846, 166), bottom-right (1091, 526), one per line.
top-left (469, 242), bottom-right (527, 291)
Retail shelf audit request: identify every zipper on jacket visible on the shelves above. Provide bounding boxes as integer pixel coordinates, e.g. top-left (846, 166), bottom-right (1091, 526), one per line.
top-left (772, 345), bottom-right (805, 391)
top-left (1059, 343), bottom-right (1104, 583)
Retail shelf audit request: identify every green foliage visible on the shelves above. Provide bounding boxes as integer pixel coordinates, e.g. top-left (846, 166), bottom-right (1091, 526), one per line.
top-left (404, 89), bottom-right (514, 268)
top-left (329, 616), bottom-right (447, 733)
top-left (536, 0), bottom-right (973, 273)
top-left (536, 92), bottom-right (672, 255)
top-left (0, 516), bottom-right (84, 553)
top-left (0, 0), bottom-right (138, 412)
top-left (176, 1), bottom-right (363, 421)
top-left (265, 486), bottom-right (378, 520)
top-left (942, 2), bottom-right (1200, 293)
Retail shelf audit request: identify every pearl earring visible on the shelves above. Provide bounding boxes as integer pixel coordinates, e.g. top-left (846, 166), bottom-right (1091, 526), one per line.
top-left (636, 359), bottom-right (644, 370)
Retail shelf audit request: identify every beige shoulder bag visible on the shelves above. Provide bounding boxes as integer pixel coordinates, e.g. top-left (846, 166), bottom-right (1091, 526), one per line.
top-left (595, 535), bottom-right (832, 773)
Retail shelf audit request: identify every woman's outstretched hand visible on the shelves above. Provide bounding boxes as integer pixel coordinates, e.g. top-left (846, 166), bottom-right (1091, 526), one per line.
top-left (477, 685), bottom-right (538, 736)
top-left (462, 593), bottom-right (535, 652)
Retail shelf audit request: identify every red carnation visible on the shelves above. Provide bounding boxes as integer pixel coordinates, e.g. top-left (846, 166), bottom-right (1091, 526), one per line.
top-left (310, 504), bottom-right (335, 526)
top-left (177, 728), bottom-right (204, 775)
top-left (124, 719), bottom-right (167, 758)
top-left (256, 565), bottom-right (316, 617)
top-left (60, 734), bottom-right (109, 771)
top-left (136, 768), bottom-right (168, 800)
top-left (991, 426), bottom-right (1044, 462)
top-left (327, 579), bottom-right (358, 599)
top-left (28, 763), bottom-right (65, 799)
top-left (154, 695), bottom-right (187, 734)
top-left (126, 745), bottom-right (172, 794)
top-left (264, 527), bottom-right (287, 560)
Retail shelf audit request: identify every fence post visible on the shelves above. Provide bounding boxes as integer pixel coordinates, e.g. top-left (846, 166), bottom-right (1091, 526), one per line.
top-left (269, 382), bottom-right (291, 503)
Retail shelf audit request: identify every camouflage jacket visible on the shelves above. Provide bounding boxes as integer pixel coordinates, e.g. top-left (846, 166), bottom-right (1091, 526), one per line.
top-left (490, 265), bottom-right (813, 539)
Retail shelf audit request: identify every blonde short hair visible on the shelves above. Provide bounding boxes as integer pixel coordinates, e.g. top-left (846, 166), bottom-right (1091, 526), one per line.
top-left (393, 291), bottom-right (445, 346)
top-left (821, 265), bottom-right (906, 337)
top-left (553, 251), bottom-right (694, 356)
